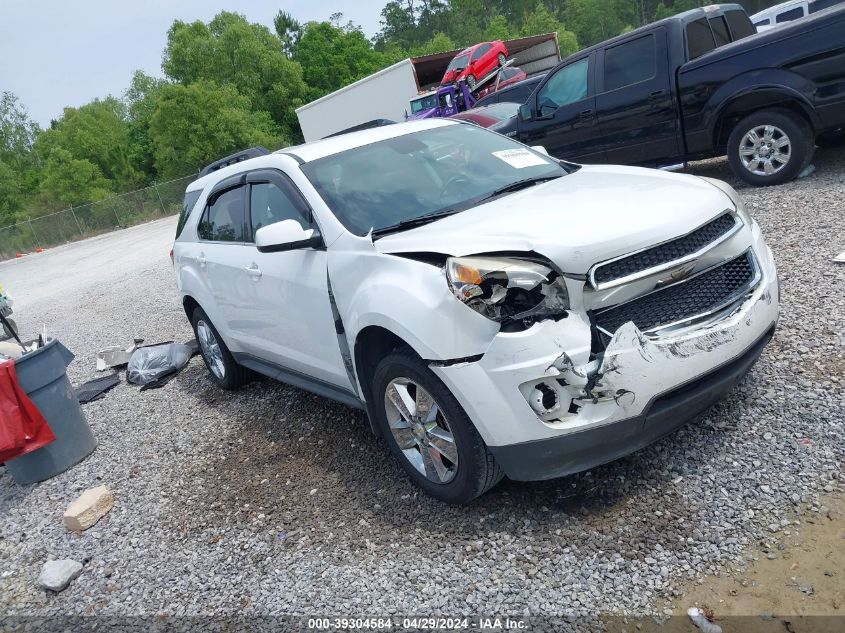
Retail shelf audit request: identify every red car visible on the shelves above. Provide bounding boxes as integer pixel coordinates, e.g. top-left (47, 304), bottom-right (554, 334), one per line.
top-left (440, 40), bottom-right (509, 89)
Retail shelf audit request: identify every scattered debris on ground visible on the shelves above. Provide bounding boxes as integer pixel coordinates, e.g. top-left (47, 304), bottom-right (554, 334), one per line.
top-left (63, 485), bottom-right (114, 531)
top-left (36, 559), bottom-right (83, 592)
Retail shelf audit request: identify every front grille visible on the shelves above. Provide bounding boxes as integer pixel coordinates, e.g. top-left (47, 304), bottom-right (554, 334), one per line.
top-left (594, 252), bottom-right (756, 335)
top-left (592, 213), bottom-right (737, 286)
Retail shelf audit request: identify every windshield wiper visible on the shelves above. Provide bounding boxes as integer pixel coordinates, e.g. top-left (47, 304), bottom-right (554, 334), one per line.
top-left (476, 175), bottom-right (562, 204)
top-left (371, 208), bottom-right (460, 237)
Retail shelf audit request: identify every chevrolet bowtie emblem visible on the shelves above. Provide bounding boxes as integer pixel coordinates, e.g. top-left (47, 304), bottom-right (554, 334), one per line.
top-left (654, 263), bottom-right (696, 288)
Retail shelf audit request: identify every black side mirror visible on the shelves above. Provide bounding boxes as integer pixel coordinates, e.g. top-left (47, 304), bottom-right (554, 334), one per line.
top-left (518, 103), bottom-right (533, 121)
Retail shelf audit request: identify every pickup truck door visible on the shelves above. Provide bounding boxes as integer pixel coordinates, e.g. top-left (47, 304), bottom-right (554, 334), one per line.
top-left (516, 53), bottom-right (607, 163)
top-left (594, 28), bottom-right (682, 166)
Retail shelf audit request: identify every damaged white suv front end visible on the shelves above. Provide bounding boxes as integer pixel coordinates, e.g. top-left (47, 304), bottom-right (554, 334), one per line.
top-left (175, 119), bottom-right (778, 503)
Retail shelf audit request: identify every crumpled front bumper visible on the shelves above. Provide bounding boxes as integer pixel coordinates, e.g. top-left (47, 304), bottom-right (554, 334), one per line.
top-left (430, 239), bottom-right (779, 481)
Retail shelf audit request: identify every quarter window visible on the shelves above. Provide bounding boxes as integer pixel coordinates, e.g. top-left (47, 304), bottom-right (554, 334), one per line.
top-left (603, 35), bottom-right (656, 92)
top-left (537, 58), bottom-right (589, 114)
top-left (776, 6), bottom-right (805, 21)
top-left (811, 0), bottom-right (843, 13)
top-left (198, 187), bottom-right (245, 242)
top-left (248, 181), bottom-right (309, 239)
top-left (687, 18), bottom-right (716, 59)
top-left (176, 189), bottom-right (202, 239)
top-left (726, 10), bottom-right (756, 38)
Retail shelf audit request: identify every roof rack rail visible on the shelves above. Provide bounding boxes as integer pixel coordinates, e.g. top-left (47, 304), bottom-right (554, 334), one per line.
top-left (322, 119), bottom-right (396, 139)
top-left (198, 147), bottom-right (270, 177)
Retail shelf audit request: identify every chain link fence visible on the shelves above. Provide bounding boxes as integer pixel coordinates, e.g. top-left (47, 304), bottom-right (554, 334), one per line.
top-left (0, 174), bottom-right (195, 260)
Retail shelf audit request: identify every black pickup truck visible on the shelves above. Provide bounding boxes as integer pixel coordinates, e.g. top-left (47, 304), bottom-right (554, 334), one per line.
top-left (512, 3), bottom-right (845, 186)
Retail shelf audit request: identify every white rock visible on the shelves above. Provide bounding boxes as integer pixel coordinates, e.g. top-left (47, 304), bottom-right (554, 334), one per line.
top-left (37, 559), bottom-right (83, 592)
top-left (63, 485), bottom-right (114, 531)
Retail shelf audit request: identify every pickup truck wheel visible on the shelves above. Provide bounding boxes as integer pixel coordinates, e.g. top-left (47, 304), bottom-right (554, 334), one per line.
top-left (191, 307), bottom-right (249, 390)
top-left (466, 74), bottom-right (478, 90)
top-left (372, 350), bottom-right (503, 503)
top-left (728, 110), bottom-right (813, 186)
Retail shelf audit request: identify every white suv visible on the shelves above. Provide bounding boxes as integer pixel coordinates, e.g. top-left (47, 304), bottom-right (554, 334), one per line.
top-left (173, 119), bottom-right (779, 503)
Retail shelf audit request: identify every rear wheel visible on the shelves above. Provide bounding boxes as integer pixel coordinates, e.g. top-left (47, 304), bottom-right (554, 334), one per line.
top-left (372, 350), bottom-right (502, 504)
top-left (727, 109), bottom-right (813, 186)
top-left (191, 307), bottom-right (249, 390)
top-left (497, 52), bottom-right (506, 66)
top-left (466, 74), bottom-right (478, 90)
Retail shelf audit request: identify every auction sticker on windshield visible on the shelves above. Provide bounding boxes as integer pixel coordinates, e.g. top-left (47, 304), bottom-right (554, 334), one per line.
top-left (492, 148), bottom-right (550, 168)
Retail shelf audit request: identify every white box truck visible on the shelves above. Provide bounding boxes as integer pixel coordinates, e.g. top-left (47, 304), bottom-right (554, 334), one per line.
top-left (295, 33), bottom-right (562, 141)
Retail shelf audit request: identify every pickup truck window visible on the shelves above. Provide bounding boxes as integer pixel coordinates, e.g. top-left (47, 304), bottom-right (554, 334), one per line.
top-left (686, 18), bottom-right (717, 59)
top-left (603, 34), bottom-right (656, 92)
top-left (725, 10), bottom-right (756, 39)
top-left (537, 58), bottom-right (589, 114)
top-left (811, 0), bottom-right (843, 13)
top-left (776, 6), bottom-right (805, 21)
top-left (709, 16), bottom-right (731, 46)
top-left (753, 18), bottom-right (770, 27)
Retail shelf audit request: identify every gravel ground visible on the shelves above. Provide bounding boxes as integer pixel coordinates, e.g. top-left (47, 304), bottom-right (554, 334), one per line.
top-left (1, 148), bottom-right (843, 624)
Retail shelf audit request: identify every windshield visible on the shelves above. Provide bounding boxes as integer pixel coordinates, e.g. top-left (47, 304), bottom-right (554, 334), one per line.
top-left (301, 124), bottom-right (566, 236)
top-left (446, 53), bottom-right (470, 72)
top-left (410, 94), bottom-right (437, 113)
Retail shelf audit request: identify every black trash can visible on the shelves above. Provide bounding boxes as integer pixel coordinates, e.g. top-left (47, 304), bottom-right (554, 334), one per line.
top-left (5, 340), bottom-right (96, 484)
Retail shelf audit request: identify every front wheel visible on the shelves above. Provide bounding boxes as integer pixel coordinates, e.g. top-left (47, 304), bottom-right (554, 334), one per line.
top-left (727, 109), bottom-right (813, 186)
top-left (2, 317), bottom-right (17, 339)
top-left (372, 350), bottom-right (502, 504)
top-left (466, 74), bottom-right (477, 90)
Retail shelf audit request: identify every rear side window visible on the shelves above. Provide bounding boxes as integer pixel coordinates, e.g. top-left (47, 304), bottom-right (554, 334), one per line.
top-left (198, 187), bottom-right (245, 242)
top-left (537, 58), bottom-right (589, 114)
top-left (176, 189), bottom-right (202, 238)
top-left (603, 34), bottom-right (656, 92)
top-left (753, 18), bottom-right (770, 27)
top-left (687, 18), bottom-right (716, 59)
top-left (726, 10), bottom-right (757, 39)
top-left (709, 16), bottom-right (731, 46)
top-left (777, 6), bottom-right (805, 21)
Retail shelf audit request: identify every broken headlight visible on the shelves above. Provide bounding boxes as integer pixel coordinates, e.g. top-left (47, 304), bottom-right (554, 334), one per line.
top-left (446, 256), bottom-right (569, 326)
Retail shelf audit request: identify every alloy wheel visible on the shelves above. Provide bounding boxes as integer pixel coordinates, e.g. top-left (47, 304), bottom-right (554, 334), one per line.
top-left (739, 124), bottom-right (791, 177)
top-left (383, 377), bottom-right (459, 484)
top-left (196, 320), bottom-right (225, 380)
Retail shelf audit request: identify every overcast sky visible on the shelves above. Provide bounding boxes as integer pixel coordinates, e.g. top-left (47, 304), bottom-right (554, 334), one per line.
top-left (0, 0), bottom-right (387, 127)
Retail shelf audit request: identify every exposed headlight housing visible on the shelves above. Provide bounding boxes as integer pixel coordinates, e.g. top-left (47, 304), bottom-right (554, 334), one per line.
top-left (446, 256), bottom-right (569, 326)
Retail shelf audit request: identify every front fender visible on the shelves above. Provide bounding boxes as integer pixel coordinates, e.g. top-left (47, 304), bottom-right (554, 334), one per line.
top-left (327, 234), bottom-right (499, 362)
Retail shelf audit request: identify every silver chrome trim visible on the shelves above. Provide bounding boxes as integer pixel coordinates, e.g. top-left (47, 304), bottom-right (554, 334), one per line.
top-left (594, 250), bottom-right (762, 339)
top-left (588, 210), bottom-right (742, 291)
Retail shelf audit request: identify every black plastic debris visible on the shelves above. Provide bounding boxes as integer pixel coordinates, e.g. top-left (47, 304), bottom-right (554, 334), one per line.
top-left (75, 373), bottom-right (120, 404)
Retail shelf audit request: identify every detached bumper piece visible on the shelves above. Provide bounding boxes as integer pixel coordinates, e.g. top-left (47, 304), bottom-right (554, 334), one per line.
top-left (489, 325), bottom-right (774, 481)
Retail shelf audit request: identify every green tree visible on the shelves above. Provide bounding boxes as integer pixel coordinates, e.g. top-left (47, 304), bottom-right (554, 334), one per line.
top-left (520, 3), bottom-right (580, 56)
top-left (274, 10), bottom-right (302, 57)
top-left (448, 0), bottom-right (485, 45)
top-left (39, 147), bottom-right (113, 206)
top-left (565, 0), bottom-right (638, 46)
top-left (295, 22), bottom-right (390, 98)
top-left (149, 81), bottom-right (282, 180)
top-left (0, 160), bottom-right (22, 225)
top-left (377, 1), bottom-right (418, 50)
top-left (1, 92), bottom-right (39, 169)
top-left (484, 15), bottom-right (516, 41)
top-left (411, 31), bottom-right (456, 56)
top-left (35, 98), bottom-right (140, 190)
top-left (653, 0), bottom-right (707, 20)
top-left (163, 11), bottom-right (308, 140)
top-left (125, 71), bottom-right (168, 181)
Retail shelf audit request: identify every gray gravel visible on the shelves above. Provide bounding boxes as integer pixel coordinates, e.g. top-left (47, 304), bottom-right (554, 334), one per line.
top-left (1, 148), bottom-right (843, 621)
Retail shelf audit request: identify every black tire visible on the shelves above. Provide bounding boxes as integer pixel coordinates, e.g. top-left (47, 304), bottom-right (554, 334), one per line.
top-left (466, 74), bottom-right (477, 90)
top-left (190, 306), bottom-right (249, 390)
top-left (816, 130), bottom-right (845, 149)
top-left (497, 52), bottom-right (506, 66)
top-left (2, 318), bottom-right (16, 339)
top-left (727, 109), bottom-right (813, 186)
top-left (372, 349), bottom-right (503, 504)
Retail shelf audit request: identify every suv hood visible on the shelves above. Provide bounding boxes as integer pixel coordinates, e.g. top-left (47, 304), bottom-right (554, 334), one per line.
top-left (373, 165), bottom-right (732, 274)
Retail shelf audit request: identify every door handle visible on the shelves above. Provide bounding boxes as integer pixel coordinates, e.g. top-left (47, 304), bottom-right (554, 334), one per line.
top-left (649, 89), bottom-right (666, 100)
top-left (579, 109), bottom-right (594, 119)
top-left (245, 264), bottom-right (262, 279)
